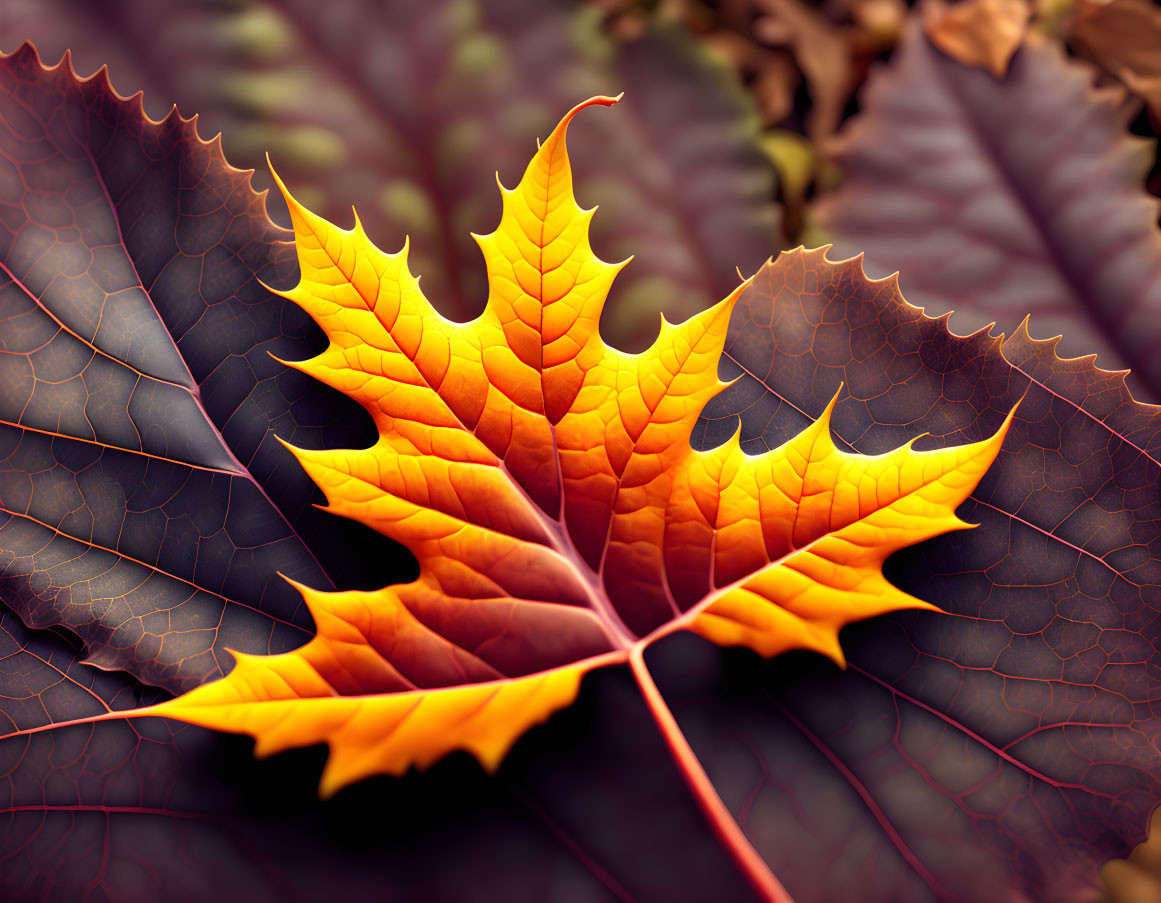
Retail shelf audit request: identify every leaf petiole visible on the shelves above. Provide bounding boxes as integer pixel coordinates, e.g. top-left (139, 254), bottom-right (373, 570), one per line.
top-left (627, 644), bottom-right (795, 903)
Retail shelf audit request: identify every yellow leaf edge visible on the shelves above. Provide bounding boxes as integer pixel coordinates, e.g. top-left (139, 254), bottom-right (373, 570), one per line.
top-left (151, 631), bottom-right (627, 797)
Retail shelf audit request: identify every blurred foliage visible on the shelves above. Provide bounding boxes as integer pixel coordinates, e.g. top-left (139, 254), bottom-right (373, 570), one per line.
top-left (593, 0), bottom-right (908, 242)
top-left (1103, 808), bottom-right (1161, 903)
top-left (0, 0), bottom-right (779, 349)
top-left (816, 26), bottom-right (1161, 401)
top-left (594, 0), bottom-right (1161, 240)
top-left (1069, 0), bottom-right (1161, 128)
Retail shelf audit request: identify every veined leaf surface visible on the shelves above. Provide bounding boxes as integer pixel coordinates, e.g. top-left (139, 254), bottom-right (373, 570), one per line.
top-left (16, 34), bottom-right (1159, 903)
top-left (0, 43), bottom-right (391, 694)
top-left (0, 41), bottom-right (767, 902)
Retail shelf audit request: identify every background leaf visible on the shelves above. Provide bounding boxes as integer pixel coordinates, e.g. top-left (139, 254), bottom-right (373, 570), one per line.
top-left (814, 26), bottom-right (1161, 404)
top-left (1068, 0), bottom-right (1161, 128)
top-left (923, 0), bottom-right (1030, 78)
top-left (0, 44), bottom-right (402, 695)
top-left (0, 0), bottom-right (779, 349)
top-left (1100, 806), bottom-right (1161, 902)
top-left (684, 247), bottom-right (1161, 902)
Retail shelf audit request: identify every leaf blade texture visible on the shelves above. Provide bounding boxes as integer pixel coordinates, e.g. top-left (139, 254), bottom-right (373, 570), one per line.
top-left (0, 41), bottom-right (765, 902)
top-left (153, 98), bottom-right (1011, 793)
top-left (0, 43), bottom-right (403, 694)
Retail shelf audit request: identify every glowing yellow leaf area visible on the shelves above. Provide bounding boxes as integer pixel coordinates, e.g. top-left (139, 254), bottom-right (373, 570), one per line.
top-left (151, 97), bottom-right (1013, 796)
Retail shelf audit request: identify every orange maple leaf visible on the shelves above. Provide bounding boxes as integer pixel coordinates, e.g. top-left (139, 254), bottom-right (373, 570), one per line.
top-left (140, 97), bottom-right (1012, 896)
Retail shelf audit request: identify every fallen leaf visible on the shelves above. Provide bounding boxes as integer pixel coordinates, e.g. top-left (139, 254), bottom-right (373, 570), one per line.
top-left (1069, 0), bottom-right (1161, 125)
top-left (925, 0), bottom-right (1032, 78)
top-left (815, 23), bottom-right (1161, 404)
top-left (704, 27), bottom-right (802, 127)
top-left (1101, 806), bottom-right (1161, 902)
top-left (851, 0), bottom-right (908, 48)
top-left (755, 0), bottom-right (854, 141)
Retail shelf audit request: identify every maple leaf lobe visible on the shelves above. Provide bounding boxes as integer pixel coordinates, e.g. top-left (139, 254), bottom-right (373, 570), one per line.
top-left (150, 100), bottom-right (1013, 794)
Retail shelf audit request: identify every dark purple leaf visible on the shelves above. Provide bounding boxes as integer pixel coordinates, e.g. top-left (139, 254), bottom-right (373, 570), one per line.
top-left (0, 598), bottom-right (759, 902)
top-left (0, 37), bottom-right (768, 903)
top-left (815, 26), bottom-right (1161, 404)
top-left (0, 43), bottom-right (403, 695)
top-left (686, 246), bottom-right (1161, 902)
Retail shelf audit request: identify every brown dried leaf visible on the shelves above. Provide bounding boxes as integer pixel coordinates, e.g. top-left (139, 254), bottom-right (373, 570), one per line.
top-left (851, 0), bottom-right (908, 47)
top-left (1069, 0), bottom-right (1161, 124)
top-left (756, 0), bottom-right (854, 140)
top-left (1102, 807), bottom-right (1161, 903)
top-left (925, 0), bottom-right (1032, 77)
top-left (752, 47), bottom-right (802, 125)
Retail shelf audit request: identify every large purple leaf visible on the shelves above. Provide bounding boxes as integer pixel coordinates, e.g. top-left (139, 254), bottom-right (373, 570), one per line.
top-left (0, 44), bottom-right (403, 695)
top-left (815, 24), bottom-right (1161, 404)
top-left (0, 0), bottom-right (779, 350)
top-left (685, 247), bottom-right (1161, 902)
